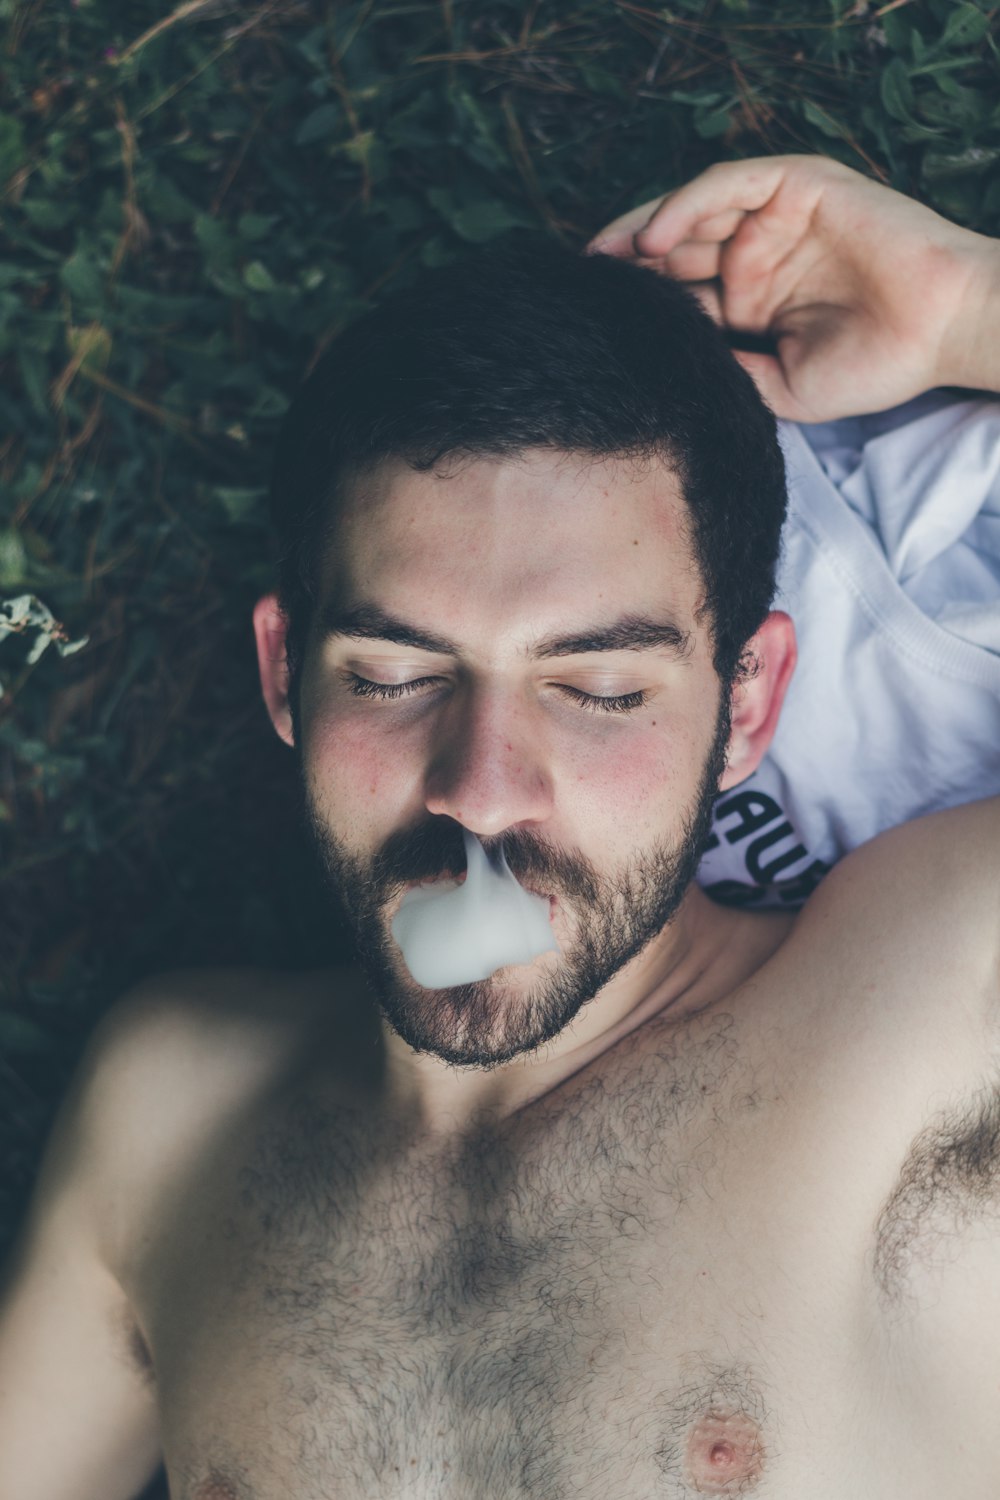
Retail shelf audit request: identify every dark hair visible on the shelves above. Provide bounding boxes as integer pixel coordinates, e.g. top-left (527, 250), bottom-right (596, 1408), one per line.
top-left (269, 236), bottom-right (786, 705)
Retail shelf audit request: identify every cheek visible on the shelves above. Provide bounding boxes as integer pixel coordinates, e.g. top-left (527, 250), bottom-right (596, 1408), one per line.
top-left (569, 723), bottom-right (706, 822)
top-left (303, 709), bottom-right (402, 812)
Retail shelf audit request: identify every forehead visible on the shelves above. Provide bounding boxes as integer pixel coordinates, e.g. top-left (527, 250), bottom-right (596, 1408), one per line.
top-left (322, 449), bottom-right (704, 628)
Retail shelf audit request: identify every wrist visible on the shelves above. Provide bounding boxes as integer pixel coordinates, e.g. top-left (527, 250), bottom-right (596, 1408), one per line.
top-left (936, 233), bottom-right (1000, 395)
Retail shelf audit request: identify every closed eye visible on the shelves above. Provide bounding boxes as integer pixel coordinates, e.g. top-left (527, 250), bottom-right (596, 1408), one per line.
top-left (342, 673), bottom-right (650, 715)
top-left (553, 686), bottom-right (649, 715)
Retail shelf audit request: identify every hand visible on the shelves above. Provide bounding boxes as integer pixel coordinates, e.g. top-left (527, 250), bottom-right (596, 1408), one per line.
top-left (588, 154), bottom-right (999, 421)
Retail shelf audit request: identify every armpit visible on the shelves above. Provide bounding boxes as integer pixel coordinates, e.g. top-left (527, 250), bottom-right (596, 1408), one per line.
top-left (110, 1299), bottom-right (156, 1386)
top-left (128, 1322), bottom-right (156, 1382)
top-left (873, 1080), bottom-right (1000, 1307)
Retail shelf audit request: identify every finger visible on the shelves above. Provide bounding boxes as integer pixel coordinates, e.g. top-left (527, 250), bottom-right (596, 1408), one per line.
top-left (634, 157), bottom-right (791, 258)
top-left (644, 208), bottom-right (746, 258)
top-left (589, 199), bottom-right (743, 260)
top-left (680, 209), bottom-right (747, 244)
top-left (657, 239), bottom-right (722, 283)
top-left (586, 195), bottom-right (670, 256)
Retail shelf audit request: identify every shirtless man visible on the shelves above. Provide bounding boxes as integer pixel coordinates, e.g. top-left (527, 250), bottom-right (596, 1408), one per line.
top-left (3, 155), bottom-right (1000, 1500)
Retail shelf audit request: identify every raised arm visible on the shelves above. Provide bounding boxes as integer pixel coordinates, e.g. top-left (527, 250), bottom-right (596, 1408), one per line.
top-left (0, 1000), bottom-right (163, 1500)
top-left (589, 153), bottom-right (1000, 420)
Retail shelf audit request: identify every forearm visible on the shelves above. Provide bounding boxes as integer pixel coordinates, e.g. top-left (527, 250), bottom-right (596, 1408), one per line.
top-left (937, 233), bottom-right (1000, 396)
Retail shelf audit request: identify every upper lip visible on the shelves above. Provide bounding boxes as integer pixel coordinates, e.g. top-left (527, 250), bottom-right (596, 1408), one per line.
top-left (404, 870), bottom-right (463, 889)
top-left (403, 871), bottom-right (554, 902)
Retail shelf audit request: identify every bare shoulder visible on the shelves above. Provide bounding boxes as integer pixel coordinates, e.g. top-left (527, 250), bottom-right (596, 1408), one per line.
top-left (63, 964), bottom-right (354, 1270)
top-left (807, 795), bottom-right (1000, 922)
top-left (792, 796), bottom-right (1000, 1019)
top-left (88, 963), bottom-right (340, 1094)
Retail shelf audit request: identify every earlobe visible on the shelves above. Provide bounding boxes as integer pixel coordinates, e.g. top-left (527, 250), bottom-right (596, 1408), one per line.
top-left (252, 593), bottom-right (295, 747)
top-left (719, 611), bottom-right (797, 792)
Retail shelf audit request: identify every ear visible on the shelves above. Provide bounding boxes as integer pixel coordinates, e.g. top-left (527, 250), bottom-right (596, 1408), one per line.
top-left (253, 593), bottom-right (295, 747)
top-left (718, 610), bottom-right (796, 792)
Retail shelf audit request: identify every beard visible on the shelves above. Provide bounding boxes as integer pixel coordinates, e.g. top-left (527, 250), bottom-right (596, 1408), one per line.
top-left (299, 696), bottom-right (731, 1071)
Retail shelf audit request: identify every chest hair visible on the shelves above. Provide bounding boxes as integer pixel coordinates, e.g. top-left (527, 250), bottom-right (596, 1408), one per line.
top-left (208, 1009), bottom-right (774, 1494)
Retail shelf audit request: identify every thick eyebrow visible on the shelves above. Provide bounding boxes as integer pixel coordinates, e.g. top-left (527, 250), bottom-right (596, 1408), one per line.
top-left (318, 602), bottom-right (693, 661)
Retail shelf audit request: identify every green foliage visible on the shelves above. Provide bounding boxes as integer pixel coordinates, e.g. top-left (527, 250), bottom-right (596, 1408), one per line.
top-left (1, 0), bottom-right (999, 1246)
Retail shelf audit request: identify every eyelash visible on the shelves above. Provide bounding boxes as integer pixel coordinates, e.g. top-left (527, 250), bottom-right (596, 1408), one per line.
top-left (343, 674), bottom-right (650, 715)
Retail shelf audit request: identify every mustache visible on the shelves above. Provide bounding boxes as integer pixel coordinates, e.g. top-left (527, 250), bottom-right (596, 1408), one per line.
top-left (370, 819), bottom-right (594, 902)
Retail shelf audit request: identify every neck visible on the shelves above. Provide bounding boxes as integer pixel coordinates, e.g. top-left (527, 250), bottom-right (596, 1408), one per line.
top-left (378, 888), bottom-right (794, 1138)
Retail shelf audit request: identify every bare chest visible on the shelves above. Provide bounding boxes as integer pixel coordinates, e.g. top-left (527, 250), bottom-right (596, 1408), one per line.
top-left (141, 1007), bottom-right (1000, 1500)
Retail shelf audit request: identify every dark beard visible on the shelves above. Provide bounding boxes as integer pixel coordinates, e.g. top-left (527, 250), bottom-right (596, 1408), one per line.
top-left (299, 696), bottom-right (731, 1071)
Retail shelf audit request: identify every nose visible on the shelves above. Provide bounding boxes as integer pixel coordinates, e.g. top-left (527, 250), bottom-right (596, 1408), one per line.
top-left (423, 682), bottom-right (554, 836)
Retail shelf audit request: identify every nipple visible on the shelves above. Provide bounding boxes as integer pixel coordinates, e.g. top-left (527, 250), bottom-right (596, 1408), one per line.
top-left (684, 1411), bottom-right (765, 1494)
top-left (390, 827), bottom-right (560, 988)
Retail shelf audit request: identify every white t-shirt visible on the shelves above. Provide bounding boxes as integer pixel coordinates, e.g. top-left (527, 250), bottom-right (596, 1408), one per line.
top-left (697, 391), bottom-right (1000, 908)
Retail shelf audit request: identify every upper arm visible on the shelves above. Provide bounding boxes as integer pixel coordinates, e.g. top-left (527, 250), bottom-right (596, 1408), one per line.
top-left (0, 1195), bottom-right (162, 1500)
top-left (0, 965), bottom-right (323, 1500)
top-left (0, 989), bottom-right (171, 1500)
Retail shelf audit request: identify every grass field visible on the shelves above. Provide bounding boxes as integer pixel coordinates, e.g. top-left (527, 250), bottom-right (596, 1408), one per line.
top-left (2, 0), bottom-right (1000, 1252)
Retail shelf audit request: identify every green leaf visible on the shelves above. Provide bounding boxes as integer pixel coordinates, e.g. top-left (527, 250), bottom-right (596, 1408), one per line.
top-left (450, 85), bottom-right (510, 170)
top-left (801, 99), bottom-right (848, 140)
top-left (16, 350), bottom-right (49, 419)
top-left (60, 248), bottom-right (105, 309)
top-left (0, 530), bottom-right (28, 587)
top-left (245, 385), bottom-right (290, 419)
top-left (237, 213), bottom-right (280, 242)
top-left (668, 90), bottom-right (726, 107)
top-left (882, 9), bottom-right (923, 56)
top-left (330, 130), bottom-right (389, 183)
top-left (243, 260), bottom-right (277, 292)
top-left (212, 486), bottom-right (266, 525)
top-left (426, 187), bottom-right (533, 243)
top-left (940, 4), bottom-right (992, 49)
top-left (295, 103), bottom-right (343, 145)
top-left (20, 197), bottom-right (76, 231)
top-left (0, 112), bottom-right (25, 181)
top-left (879, 57), bottom-right (916, 123)
top-left (577, 63), bottom-right (629, 102)
top-left (194, 213), bottom-right (235, 261)
top-left (694, 104), bottom-right (734, 140)
top-left (144, 172), bottom-right (197, 223)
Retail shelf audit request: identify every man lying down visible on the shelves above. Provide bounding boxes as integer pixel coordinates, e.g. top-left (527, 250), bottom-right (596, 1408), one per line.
top-left (3, 154), bottom-right (1000, 1500)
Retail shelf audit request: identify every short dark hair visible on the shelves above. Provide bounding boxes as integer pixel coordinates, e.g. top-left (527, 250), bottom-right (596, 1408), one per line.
top-left (269, 236), bottom-right (786, 709)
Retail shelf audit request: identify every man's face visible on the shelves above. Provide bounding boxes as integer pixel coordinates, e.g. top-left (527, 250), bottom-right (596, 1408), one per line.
top-left (294, 449), bottom-right (731, 1069)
